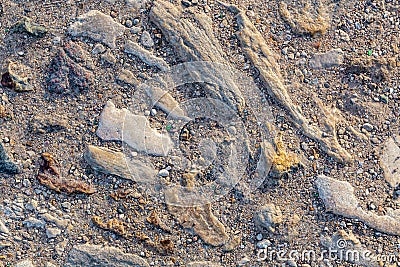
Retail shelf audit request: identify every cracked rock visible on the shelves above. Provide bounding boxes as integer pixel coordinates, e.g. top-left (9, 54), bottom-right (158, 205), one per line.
top-left (68, 10), bottom-right (125, 48)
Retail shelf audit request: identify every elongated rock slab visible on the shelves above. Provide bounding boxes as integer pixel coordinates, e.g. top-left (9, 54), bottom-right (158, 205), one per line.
top-left (316, 175), bottom-right (400, 236)
top-left (85, 145), bottom-right (157, 182)
top-left (379, 135), bottom-right (400, 188)
top-left (124, 40), bottom-right (169, 71)
top-left (224, 4), bottom-right (351, 163)
top-left (149, 0), bottom-right (245, 112)
top-left (96, 101), bottom-right (173, 156)
top-left (68, 10), bottom-right (125, 48)
top-left (65, 244), bottom-right (149, 267)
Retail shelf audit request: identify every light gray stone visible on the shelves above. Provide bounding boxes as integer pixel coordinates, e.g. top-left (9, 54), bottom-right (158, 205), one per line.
top-left (140, 31), bottom-right (154, 48)
top-left (309, 49), bottom-right (344, 69)
top-left (68, 10), bottom-right (125, 48)
top-left (96, 101), bottom-right (173, 156)
top-left (65, 244), bottom-right (149, 267)
top-left (15, 260), bottom-right (35, 267)
top-left (379, 135), bottom-right (400, 187)
top-left (46, 227), bottom-right (61, 238)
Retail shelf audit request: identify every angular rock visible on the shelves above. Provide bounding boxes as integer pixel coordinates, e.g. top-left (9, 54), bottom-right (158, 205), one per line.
top-left (30, 114), bottom-right (68, 134)
top-left (379, 135), bottom-right (400, 187)
top-left (116, 69), bottom-right (139, 86)
top-left (321, 230), bottom-right (380, 267)
top-left (309, 49), bottom-right (344, 69)
top-left (100, 50), bottom-right (117, 65)
top-left (46, 227), bottom-right (61, 238)
top-left (168, 203), bottom-right (228, 246)
top-left (1, 61), bottom-right (33, 92)
top-left (68, 10), bottom-right (125, 48)
top-left (187, 262), bottom-right (222, 267)
top-left (0, 143), bottom-right (19, 174)
top-left (96, 101), bottom-right (173, 156)
top-left (12, 17), bottom-right (47, 37)
top-left (41, 213), bottom-right (69, 229)
top-left (254, 204), bottom-right (283, 232)
top-left (316, 175), bottom-right (400, 236)
top-left (47, 41), bottom-right (94, 94)
top-left (84, 145), bottom-right (157, 182)
top-left (15, 260), bottom-right (35, 267)
top-left (124, 40), bottom-right (169, 71)
top-left (65, 244), bottom-right (149, 267)
top-left (140, 31), bottom-right (154, 48)
top-left (149, 1), bottom-right (245, 112)
top-left (223, 4), bottom-right (351, 163)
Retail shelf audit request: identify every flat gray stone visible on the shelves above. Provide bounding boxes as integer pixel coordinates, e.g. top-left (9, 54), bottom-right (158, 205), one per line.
top-left (96, 101), bottom-right (173, 156)
top-left (379, 135), bottom-right (400, 187)
top-left (65, 244), bottom-right (149, 267)
top-left (68, 10), bottom-right (125, 48)
top-left (316, 175), bottom-right (400, 236)
top-left (309, 48), bottom-right (344, 69)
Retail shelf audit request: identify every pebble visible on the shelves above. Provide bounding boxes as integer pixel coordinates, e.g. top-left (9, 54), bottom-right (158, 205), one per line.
top-left (256, 239), bottom-right (271, 249)
top-left (125, 19), bottom-right (133, 28)
top-left (362, 123), bottom-right (374, 132)
top-left (23, 217), bottom-right (46, 228)
top-left (256, 233), bottom-right (263, 241)
top-left (158, 169), bottom-right (169, 177)
top-left (0, 220), bottom-right (9, 234)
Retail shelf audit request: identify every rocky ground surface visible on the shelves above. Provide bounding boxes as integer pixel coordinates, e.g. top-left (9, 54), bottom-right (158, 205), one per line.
top-left (0, 0), bottom-right (400, 266)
